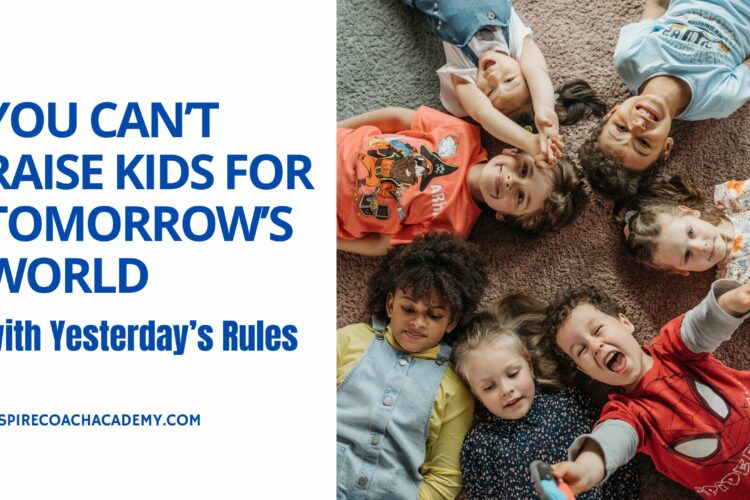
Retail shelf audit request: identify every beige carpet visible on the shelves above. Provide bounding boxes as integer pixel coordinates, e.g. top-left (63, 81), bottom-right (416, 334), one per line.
top-left (337, 1), bottom-right (750, 498)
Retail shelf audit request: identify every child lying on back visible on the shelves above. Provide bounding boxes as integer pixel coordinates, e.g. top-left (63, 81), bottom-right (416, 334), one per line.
top-left (337, 106), bottom-right (584, 255)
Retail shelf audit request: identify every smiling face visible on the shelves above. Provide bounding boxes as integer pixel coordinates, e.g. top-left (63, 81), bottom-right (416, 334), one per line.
top-left (472, 150), bottom-right (553, 218)
top-left (475, 51), bottom-right (530, 114)
top-left (386, 288), bottom-right (457, 354)
top-left (556, 303), bottom-right (650, 389)
top-left (598, 95), bottom-right (674, 172)
top-left (652, 208), bottom-right (730, 275)
top-left (463, 341), bottom-right (536, 420)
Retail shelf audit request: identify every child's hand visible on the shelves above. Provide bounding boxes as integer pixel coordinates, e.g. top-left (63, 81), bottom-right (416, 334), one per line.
top-left (718, 283), bottom-right (750, 318)
top-left (527, 132), bottom-right (562, 169)
top-left (552, 460), bottom-right (602, 495)
top-left (535, 112), bottom-right (563, 165)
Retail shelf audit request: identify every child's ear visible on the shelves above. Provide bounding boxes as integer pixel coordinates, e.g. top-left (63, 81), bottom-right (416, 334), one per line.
top-left (604, 106), bottom-right (617, 121)
top-left (668, 268), bottom-right (690, 277)
top-left (501, 148), bottom-right (518, 156)
top-left (663, 137), bottom-right (674, 160)
top-left (677, 205), bottom-right (701, 218)
top-left (385, 292), bottom-right (394, 318)
top-left (495, 212), bottom-right (506, 221)
top-left (618, 313), bottom-right (635, 335)
top-left (446, 316), bottom-right (459, 334)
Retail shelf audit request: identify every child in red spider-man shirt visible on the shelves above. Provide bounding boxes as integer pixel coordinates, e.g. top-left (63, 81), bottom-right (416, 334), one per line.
top-left (545, 280), bottom-right (750, 499)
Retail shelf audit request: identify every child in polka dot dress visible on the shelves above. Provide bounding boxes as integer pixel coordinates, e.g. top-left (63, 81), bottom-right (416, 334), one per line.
top-left (452, 294), bottom-right (639, 499)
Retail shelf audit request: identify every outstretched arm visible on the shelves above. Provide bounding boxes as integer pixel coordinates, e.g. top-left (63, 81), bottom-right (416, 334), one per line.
top-left (519, 37), bottom-right (563, 162)
top-left (337, 234), bottom-right (392, 256)
top-left (337, 107), bottom-right (415, 133)
top-left (454, 77), bottom-right (553, 166)
top-left (641, 0), bottom-right (669, 20)
top-left (682, 280), bottom-right (750, 353)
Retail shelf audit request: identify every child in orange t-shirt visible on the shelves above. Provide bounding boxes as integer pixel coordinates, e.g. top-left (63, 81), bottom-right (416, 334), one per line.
top-left (337, 106), bottom-right (584, 256)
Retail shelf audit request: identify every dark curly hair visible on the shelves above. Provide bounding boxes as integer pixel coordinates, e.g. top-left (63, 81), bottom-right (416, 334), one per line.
top-left (366, 232), bottom-right (488, 328)
top-left (578, 119), bottom-right (666, 201)
top-left (504, 156), bottom-right (588, 234)
top-left (613, 176), bottom-right (726, 270)
top-left (545, 286), bottom-right (625, 368)
top-left (453, 294), bottom-right (575, 391)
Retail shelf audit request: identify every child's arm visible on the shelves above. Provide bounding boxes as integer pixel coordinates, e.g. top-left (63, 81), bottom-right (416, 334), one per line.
top-left (453, 78), bottom-right (553, 167)
top-left (641, 0), bottom-right (669, 20)
top-left (553, 419), bottom-right (638, 494)
top-left (418, 396), bottom-right (474, 499)
top-left (337, 107), bottom-right (415, 132)
top-left (744, 57), bottom-right (750, 71)
top-left (337, 234), bottom-right (392, 256)
top-left (519, 37), bottom-right (563, 161)
top-left (681, 280), bottom-right (750, 353)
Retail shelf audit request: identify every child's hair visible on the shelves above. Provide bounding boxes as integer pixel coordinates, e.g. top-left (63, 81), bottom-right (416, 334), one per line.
top-left (545, 286), bottom-right (625, 368)
top-left (366, 232), bottom-right (488, 327)
top-left (613, 176), bottom-right (726, 269)
top-left (510, 79), bottom-right (606, 126)
top-left (453, 294), bottom-right (574, 391)
top-left (578, 120), bottom-right (667, 200)
top-left (555, 80), bottom-right (607, 126)
top-left (505, 156), bottom-right (587, 234)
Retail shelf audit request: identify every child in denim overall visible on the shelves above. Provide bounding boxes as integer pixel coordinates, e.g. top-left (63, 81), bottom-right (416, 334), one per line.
top-left (403, 0), bottom-right (604, 168)
top-left (337, 232), bottom-right (488, 498)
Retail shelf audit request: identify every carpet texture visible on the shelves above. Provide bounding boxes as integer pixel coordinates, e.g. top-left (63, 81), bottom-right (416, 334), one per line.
top-left (337, 1), bottom-right (750, 498)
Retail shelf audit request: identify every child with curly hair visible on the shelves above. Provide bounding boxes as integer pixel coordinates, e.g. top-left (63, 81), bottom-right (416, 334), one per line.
top-left (616, 176), bottom-right (749, 282)
top-left (337, 232), bottom-right (488, 499)
top-left (337, 106), bottom-right (585, 255)
top-left (402, 0), bottom-right (604, 167)
top-left (547, 283), bottom-right (750, 498)
top-left (453, 294), bottom-right (639, 499)
top-left (578, 0), bottom-right (750, 200)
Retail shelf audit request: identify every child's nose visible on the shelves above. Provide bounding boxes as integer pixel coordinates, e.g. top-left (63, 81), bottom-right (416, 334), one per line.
top-left (411, 315), bottom-right (426, 329)
top-left (631, 117), bottom-right (646, 131)
top-left (504, 173), bottom-right (514, 189)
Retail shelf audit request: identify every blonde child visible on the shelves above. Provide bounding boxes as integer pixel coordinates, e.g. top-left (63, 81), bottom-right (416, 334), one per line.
top-left (548, 283), bottom-right (750, 498)
top-left (337, 106), bottom-right (585, 255)
top-left (337, 232), bottom-right (488, 499)
top-left (402, 0), bottom-right (605, 166)
top-left (452, 294), bottom-right (639, 499)
top-left (616, 176), bottom-right (749, 281)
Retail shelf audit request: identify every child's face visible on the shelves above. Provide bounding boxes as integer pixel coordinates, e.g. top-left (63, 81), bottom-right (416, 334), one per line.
top-left (473, 150), bottom-right (553, 218)
top-left (652, 208), bottom-right (730, 275)
top-left (464, 342), bottom-right (535, 420)
top-left (598, 95), bottom-right (674, 172)
top-left (476, 51), bottom-right (530, 113)
top-left (556, 303), bottom-right (648, 389)
top-left (386, 288), bottom-right (458, 354)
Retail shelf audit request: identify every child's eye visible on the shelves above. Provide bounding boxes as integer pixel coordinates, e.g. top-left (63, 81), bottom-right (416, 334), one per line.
top-left (577, 345), bottom-right (587, 357)
top-left (615, 123), bottom-right (627, 132)
top-left (429, 314), bottom-right (444, 320)
top-left (483, 383), bottom-right (495, 392)
top-left (517, 191), bottom-right (525, 205)
top-left (688, 226), bottom-right (695, 238)
top-left (505, 76), bottom-right (515, 83)
top-left (638, 138), bottom-right (650, 147)
top-left (508, 371), bottom-right (519, 379)
top-left (521, 164), bottom-right (529, 177)
top-left (685, 250), bottom-right (692, 263)
top-left (401, 306), bottom-right (415, 313)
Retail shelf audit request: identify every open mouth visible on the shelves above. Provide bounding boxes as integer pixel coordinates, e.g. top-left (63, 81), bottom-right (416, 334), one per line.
top-left (504, 397), bottom-right (522, 409)
top-left (635, 103), bottom-right (660, 121)
top-left (483, 59), bottom-right (496, 71)
top-left (605, 351), bottom-right (627, 373)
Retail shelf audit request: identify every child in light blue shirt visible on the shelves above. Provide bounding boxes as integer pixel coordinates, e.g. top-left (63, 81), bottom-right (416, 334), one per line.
top-left (579, 0), bottom-right (750, 199)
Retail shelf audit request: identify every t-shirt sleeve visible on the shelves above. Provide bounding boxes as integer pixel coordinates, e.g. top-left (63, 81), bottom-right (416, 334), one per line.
top-left (694, 64), bottom-right (750, 120)
top-left (680, 279), bottom-right (750, 354)
top-left (437, 43), bottom-right (475, 118)
top-left (613, 20), bottom-right (656, 94)
top-left (714, 179), bottom-right (750, 213)
top-left (507, 7), bottom-right (532, 60)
